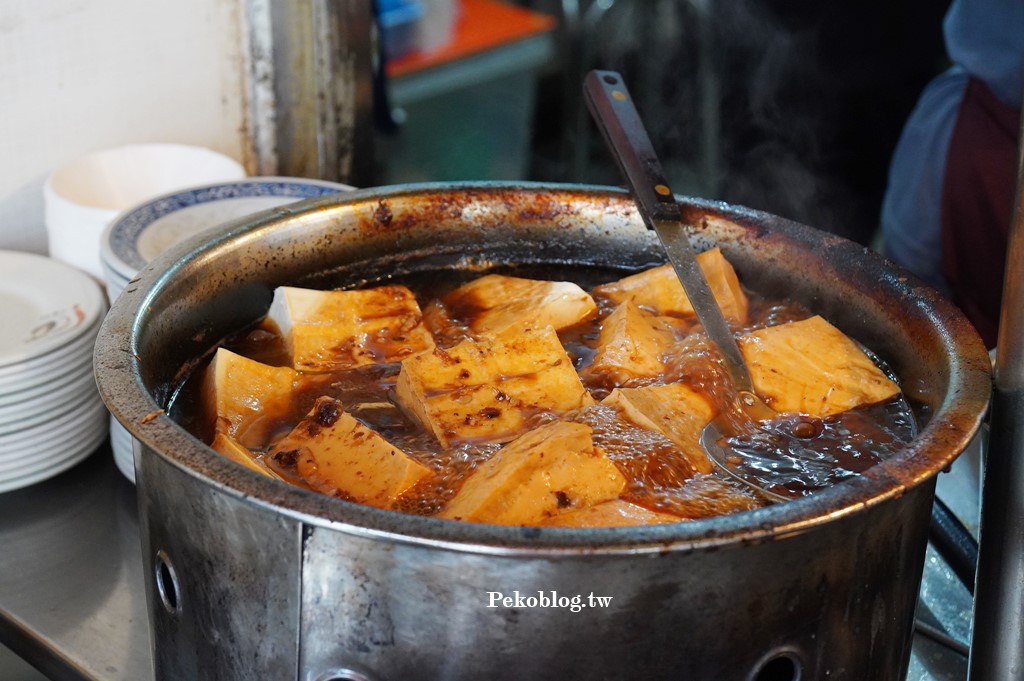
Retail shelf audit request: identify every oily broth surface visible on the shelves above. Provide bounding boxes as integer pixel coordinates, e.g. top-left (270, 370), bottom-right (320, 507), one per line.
top-left (168, 264), bottom-right (916, 519)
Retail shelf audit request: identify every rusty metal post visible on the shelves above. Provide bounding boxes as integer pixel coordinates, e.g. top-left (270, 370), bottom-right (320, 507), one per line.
top-left (245, 0), bottom-right (375, 185)
top-left (968, 110), bottom-right (1024, 680)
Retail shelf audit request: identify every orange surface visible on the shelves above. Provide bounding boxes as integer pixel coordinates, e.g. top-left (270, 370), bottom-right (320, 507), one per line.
top-left (386, 0), bottom-right (557, 78)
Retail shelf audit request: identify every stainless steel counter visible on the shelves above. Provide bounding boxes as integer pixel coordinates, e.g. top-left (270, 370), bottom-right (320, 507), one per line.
top-left (0, 450), bottom-right (151, 680)
top-left (0, 444), bottom-right (978, 680)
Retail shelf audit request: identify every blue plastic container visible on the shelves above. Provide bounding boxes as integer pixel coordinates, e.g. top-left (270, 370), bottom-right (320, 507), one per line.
top-left (379, 0), bottom-right (425, 60)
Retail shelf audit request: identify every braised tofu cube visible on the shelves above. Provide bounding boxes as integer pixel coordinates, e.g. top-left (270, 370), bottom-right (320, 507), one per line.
top-left (202, 348), bottom-right (300, 449)
top-left (585, 303), bottom-right (677, 383)
top-left (442, 274), bottom-right (597, 337)
top-left (210, 432), bottom-right (281, 480)
top-left (395, 326), bottom-right (595, 447)
top-left (539, 499), bottom-right (680, 527)
top-left (267, 285), bottom-right (435, 372)
top-left (438, 420), bottom-right (626, 525)
top-left (603, 383), bottom-right (715, 474)
top-left (266, 396), bottom-right (431, 507)
top-left (593, 248), bottom-right (748, 323)
top-left (737, 315), bottom-right (901, 417)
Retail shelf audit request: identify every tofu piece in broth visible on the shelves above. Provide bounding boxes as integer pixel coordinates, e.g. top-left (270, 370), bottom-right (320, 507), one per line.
top-left (584, 302), bottom-right (677, 384)
top-left (593, 248), bottom-right (748, 323)
top-left (603, 383), bottom-right (716, 475)
top-left (202, 347), bottom-right (300, 449)
top-left (266, 396), bottom-right (431, 507)
top-left (267, 285), bottom-right (435, 372)
top-left (737, 315), bottom-right (901, 417)
top-left (438, 420), bottom-right (626, 525)
top-left (442, 273), bottom-right (597, 338)
top-left (210, 432), bottom-right (281, 480)
top-left (395, 326), bottom-right (594, 447)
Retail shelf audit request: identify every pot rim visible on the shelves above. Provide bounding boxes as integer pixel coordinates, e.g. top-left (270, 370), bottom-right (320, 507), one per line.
top-left (94, 181), bottom-right (992, 555)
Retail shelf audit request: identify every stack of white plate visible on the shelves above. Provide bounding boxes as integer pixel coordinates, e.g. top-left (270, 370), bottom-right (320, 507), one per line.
top-left (100, 176), bottom-right (353, 482)
top-left (100, 176), bottom-right (353, 301)
top-left (0, 251), bottom-right (109, 493)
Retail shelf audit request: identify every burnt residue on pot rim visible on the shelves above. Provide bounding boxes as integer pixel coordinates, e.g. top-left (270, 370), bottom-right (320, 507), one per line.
top-left (93, 182), bottom-right (992, 556)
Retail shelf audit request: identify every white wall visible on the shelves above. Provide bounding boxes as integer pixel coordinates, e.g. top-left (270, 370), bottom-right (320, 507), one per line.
top-left (0, 0), bottom-right (249, 254)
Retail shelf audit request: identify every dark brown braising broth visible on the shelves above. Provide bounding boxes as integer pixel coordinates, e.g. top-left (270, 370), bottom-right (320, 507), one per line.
top-left (169, 264), bottom-right (916, 519)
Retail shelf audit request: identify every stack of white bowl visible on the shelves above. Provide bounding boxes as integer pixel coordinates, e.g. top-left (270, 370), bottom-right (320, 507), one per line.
top-left (99, 176), bottom-right (354, 482)
top-left (0, 251), bottom-right (109, 493)
top-left (43, 143), bottom-right (247, 283)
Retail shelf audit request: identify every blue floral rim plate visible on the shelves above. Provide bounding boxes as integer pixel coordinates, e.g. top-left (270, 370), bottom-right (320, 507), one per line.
top-left (101, 177), bottom-right (353, 277)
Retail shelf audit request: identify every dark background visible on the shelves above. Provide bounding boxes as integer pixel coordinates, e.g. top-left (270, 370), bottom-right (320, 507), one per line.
top-left (523, 0), bottom-right (951, 244)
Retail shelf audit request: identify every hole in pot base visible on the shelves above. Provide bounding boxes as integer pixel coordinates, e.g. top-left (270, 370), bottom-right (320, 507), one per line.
top-left (749, 650), bottom-right (802, 681)
top-left (154, 550), bottom-right (181, 616)
top-left (317, 669), bottom-right (377, 681)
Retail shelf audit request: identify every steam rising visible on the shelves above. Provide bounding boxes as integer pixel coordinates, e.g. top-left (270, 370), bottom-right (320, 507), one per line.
top-left (561, 0), bottom-right (946, 245)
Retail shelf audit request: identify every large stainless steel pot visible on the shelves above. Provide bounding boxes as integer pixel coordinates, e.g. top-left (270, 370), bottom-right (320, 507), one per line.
top-left (94, 183), bottom-right (991, 681)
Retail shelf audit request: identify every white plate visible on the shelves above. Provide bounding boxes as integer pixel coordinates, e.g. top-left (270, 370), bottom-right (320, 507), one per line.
top-left (0, 321), bottom-right (99, 393)
top-left (0, 409), bottom-right (105, 475)
top-left (0, 252), bottom-right (107, 368)
top-left (0, 399), bottom-right (106, 474)
top-left (110, 416), bottom-right (135, 442)
top-left (101, 260), bottom-right (131, 284)
top-left (112, 448), bottom-right (135, 483)
top-left (0, 345), bottom-right (95, 395)
top-left (0, 302), bottom-right (100, 384)
top-left (0, 417), bottom-right (107, 493)
top-left (0, 394), bottom-right (106, 455)
top-left (0, 363), bottom-right (97, 432)
top-left (111, 429), bottom-right (134, 457)
top-left (104, 279), bottom-right (127, 305)
top-left (0, 351), bottom-right (94, 407)
top-left (100, 262), bottom-right (131, 302)
top-left (109, 417), bottom-right (136, 483)
top-left (112, 442), bottom-right (135, 483)
top-left (101, 177), bottom-right (353, 277)
top-left (110, 414), bottom-right (135, 435)
top-left (110, 418), bottom-right (135, 447)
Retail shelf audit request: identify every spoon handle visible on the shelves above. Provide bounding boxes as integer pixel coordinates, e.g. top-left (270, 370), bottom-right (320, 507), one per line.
top-left (583, 69), bottom-right (755, 393)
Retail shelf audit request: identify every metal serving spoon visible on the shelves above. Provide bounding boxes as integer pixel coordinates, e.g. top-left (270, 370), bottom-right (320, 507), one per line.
top-left (583, 69), bottom-right (822, 503)
top-left (584, 71), bottom-right (978, 655)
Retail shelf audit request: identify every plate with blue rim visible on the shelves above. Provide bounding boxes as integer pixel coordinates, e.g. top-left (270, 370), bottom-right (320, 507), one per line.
top-left (100, 176), bottom-right (354, 279)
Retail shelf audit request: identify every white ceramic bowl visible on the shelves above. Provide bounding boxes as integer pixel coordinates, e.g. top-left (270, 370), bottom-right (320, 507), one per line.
top-left (44, 143), bottom-right (246, 279)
